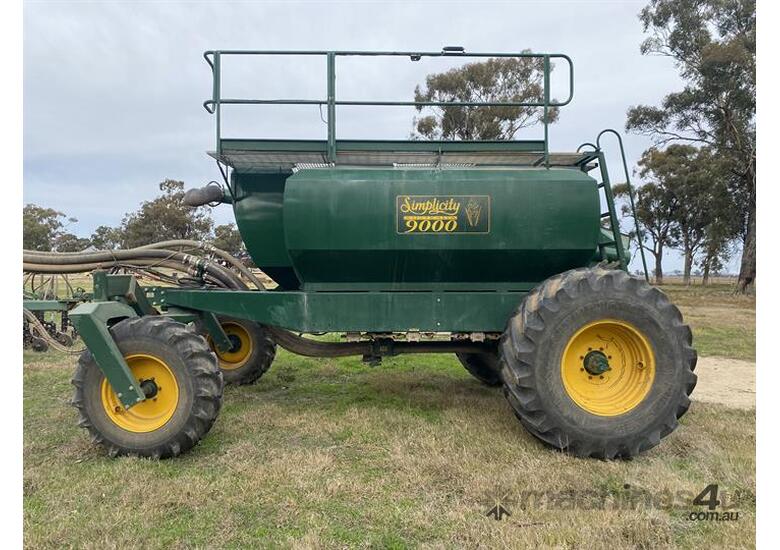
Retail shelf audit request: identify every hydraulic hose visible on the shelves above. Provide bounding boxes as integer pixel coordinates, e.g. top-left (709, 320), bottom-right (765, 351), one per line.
top-left (23, 249), bottom-right (245, 290)
top-left (134, 240), bottom-right (264, 290)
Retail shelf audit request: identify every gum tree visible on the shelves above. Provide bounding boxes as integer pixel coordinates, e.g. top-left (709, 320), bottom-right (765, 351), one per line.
top-left (615, 178), bottom-right (678, 284)
top-left (23, 204), bottom-right (68, 251)
top-left (118, 179), bottom-right (213, 248)
top-left (412, 54), bottom-right (559, 140)
top-left (626, 0), bottom-right (755, 292)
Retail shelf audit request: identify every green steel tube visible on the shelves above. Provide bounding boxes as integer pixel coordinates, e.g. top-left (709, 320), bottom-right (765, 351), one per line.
top-left (597, 151), bottom-right (628, 271)
top-left (207, 99), bottom-right (560, 108)
top-left (597, 129), bottom-right (650, 282)
top-left (214, 52), bottom-right (221, 156)
top-left (201, 50), bottom-right (574, 109)
top-left (326, 52), bottom-right (336, 163)
top-left (543, 55), bottom-right (550, 168)
top-left (201, 49), bottom-right (575, 168)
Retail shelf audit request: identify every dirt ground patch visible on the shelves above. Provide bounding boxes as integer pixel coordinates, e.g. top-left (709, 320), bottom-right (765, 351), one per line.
top-left (693, 356), bottom-right (755, 410)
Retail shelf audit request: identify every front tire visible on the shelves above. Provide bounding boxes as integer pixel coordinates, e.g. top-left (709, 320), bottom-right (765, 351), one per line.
top-left (499, 268), bottom-right (697, 459)
top-left (72, 316), bottom-right (223, 458)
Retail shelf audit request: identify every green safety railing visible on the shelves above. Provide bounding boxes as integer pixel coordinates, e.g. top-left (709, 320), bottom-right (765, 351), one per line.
top-left (203, 47), bottom-right (574, 166)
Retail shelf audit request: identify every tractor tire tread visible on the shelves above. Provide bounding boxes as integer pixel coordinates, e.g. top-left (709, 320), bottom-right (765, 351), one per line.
top-left (71, 316), bottom-right (223, 459)
top-left (499, 268), bottom-right (697, 459)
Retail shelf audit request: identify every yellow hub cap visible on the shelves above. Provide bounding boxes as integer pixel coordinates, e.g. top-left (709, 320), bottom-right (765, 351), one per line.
top-left (100, 354), bottom-right (180, 433)
top-left (560, 319), bottom-right (655, 416)
top-left (209, 322), bottom-right (253, 370)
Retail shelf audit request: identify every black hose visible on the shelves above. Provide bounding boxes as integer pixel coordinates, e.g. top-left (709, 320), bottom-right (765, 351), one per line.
top-left (23, 249), bottom-right (245, 290)
top-left (267, 327), bottom-right (492, 358)
top-left (134, 240), bottom-right (264, 290)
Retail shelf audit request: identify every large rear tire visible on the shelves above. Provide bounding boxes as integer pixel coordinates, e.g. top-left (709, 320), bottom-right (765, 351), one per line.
top-left (206, 317), bottom-right (276, 385)
top-left (72, 316), bottom-right (223, 458)
top-left (499, 268), bottom-right (697, 459)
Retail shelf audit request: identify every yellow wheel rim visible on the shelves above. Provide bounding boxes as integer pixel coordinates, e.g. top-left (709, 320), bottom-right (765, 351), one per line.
top-left (208, 322), bottom-right (253, 370)
top-left (560, 319), bottom-right (655, 417)
top-left (100, 354), bottom-right (180, 433)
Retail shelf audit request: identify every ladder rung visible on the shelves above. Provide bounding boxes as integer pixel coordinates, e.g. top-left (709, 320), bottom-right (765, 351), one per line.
top-left (597, 182), bottom-right (606, 189)
top-left (600, 212), bottom-right (612, 218)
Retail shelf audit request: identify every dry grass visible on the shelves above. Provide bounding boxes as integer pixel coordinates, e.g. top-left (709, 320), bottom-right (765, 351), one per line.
top-left (23, 283), bottom-right (755, 548)
top-left (24, 359), bottom-right (754, 548)
top-left (659, 283), bottom-right (755, 360)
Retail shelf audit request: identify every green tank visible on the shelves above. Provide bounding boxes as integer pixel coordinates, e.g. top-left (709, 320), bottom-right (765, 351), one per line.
top-left (233, 167), bottom-right (600, 290)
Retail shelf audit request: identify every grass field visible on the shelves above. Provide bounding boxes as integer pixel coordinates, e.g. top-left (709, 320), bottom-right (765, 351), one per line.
top-left (659, 283), bottom-right (756, 361)
top-left (23, 283), bottom-right (755, 548)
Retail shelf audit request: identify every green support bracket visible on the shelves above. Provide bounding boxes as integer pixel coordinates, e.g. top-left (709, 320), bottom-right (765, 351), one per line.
top-left (157, 306), bottom-right (199, 324)
top-left (199, 311), bottom-right (232, 353)
top-left (92, 271), bottom-right (158, 316)
top-left (69, 301), bottom-right (146, 409)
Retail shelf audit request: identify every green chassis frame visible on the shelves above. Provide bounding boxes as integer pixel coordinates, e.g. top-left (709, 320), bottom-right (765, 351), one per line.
top-left (68, 272), bottom-right (529, 408)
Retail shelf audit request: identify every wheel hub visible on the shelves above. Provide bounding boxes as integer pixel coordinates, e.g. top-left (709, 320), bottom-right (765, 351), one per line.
top-left (227, 334), bottom-right (242, 353)
top-left (140, 378), bottom-right (159, 399)
top-left (583, 350), bottom-right (611, 375)
top-left (208, 321), bottom-right (253, 370)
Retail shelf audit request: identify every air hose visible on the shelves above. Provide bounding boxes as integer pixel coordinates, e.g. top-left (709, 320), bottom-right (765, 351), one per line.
top-left (23, 248), bottom-right (245, 290)
top-left (134, 240), bottom-right (264, 290)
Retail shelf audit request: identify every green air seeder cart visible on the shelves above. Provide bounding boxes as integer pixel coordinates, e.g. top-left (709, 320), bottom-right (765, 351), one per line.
top-left (65, 48), bottom-right (697, 459)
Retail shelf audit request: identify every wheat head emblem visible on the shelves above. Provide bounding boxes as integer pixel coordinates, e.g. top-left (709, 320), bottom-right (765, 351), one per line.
top-left (465, 199), bottom-right (482, 227)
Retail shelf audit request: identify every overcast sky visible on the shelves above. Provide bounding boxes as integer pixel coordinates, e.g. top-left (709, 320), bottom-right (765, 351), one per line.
top-left (23, 0), bottom-right (736, 273)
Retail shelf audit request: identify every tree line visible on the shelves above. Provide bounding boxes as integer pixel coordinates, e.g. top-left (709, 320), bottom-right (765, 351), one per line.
top-left (23, 179), bottom-right (246, 257)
